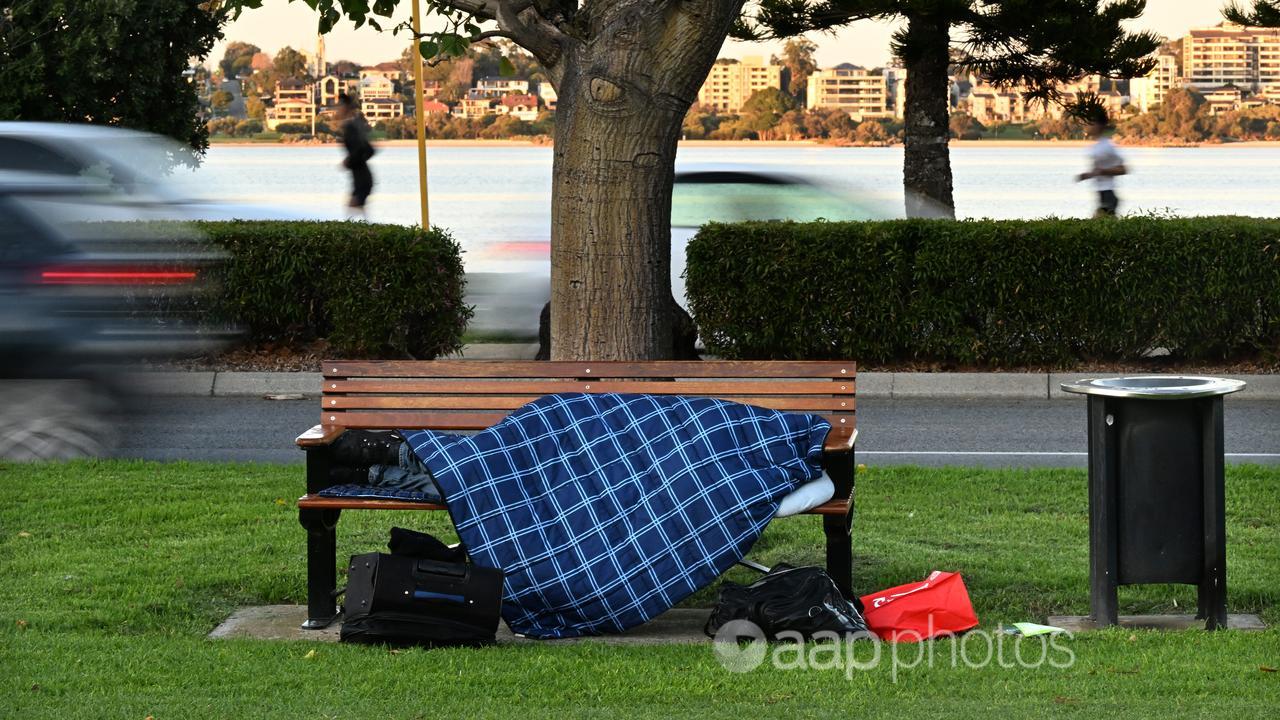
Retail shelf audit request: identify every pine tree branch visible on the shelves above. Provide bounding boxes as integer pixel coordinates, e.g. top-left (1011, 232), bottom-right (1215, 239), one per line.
top-left (1224, 0), bottom-right (1280, 26)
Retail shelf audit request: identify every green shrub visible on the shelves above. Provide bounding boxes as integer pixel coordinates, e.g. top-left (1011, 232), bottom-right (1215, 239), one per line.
top-left (686, 218), bottom-right (1280, 366)
top-left (234, 119), bottom-right (263, 136)
top-left (273, 122), bottom-right (310, 134)
top-left (197, 221), bottom-right (471, 359)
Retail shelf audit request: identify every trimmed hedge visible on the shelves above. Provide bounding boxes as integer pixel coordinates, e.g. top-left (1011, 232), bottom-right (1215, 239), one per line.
top-left (686, 218), bottom-right (1280, 366)
top-left (197, 221), bottom-right (471, 359)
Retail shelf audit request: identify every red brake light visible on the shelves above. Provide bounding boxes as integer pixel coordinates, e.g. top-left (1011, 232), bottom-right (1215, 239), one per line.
top-left (40, 267), bottom-right (198, 285)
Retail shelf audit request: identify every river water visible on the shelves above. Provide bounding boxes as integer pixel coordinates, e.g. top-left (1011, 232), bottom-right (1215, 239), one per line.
top-left (189, 143), bottom-right (1279, 238)
top-left (184, 143), bottom-right (1280, 335)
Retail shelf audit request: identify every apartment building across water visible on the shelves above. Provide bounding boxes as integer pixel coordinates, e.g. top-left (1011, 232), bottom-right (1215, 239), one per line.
top-left (696, 56), bottom-right (783, 113)
top-left (805, 64), bottom-right (905, 121)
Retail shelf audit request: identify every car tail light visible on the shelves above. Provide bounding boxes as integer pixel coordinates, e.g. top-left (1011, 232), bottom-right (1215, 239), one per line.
top-left (40, 266), bottom-right (198, 285)
top-left (483, 241), bottom-right (551, 257)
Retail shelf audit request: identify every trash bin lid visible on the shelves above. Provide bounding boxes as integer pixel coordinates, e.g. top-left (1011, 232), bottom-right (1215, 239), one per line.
top-left (1060, 376), bottom-right (1246, 400)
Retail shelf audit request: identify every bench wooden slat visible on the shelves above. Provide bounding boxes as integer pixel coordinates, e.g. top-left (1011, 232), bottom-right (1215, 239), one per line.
top-left (297, 493), bottom-right (852, 516)
top-left (321, 410), bottom-right (855, 431)
top-left (323, 395), bottom-right (856, 412)
top-left (323, 360), bottom-right (856, 379)
top-left (323, 380), bottom-right (856, 396)
top-left (319, 410), bottom-right (511, 430)
top-left (298, 495), bottom-right (448, 511)
top-left (823, 427), bottom-right (857, 454)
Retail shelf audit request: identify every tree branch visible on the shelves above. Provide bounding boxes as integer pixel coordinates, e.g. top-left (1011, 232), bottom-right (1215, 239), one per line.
top-left (472, 28), bottom-right (518, 42)
top-left (436, 0), bottom-right (498, 21)
top-left (418, 0), bottom-right (574, 80)
top-left (1225, 0), bottom-right (1280, 26)
top-left (478, 0), bottom-right (575, 73)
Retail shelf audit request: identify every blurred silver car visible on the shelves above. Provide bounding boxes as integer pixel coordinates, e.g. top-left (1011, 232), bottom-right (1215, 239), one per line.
top-left (0, 122), bottom-right (299, 221)
top-left (466, 167), bottom-right (891, 339)
top-left (0, 170), bottom-right (236, 459)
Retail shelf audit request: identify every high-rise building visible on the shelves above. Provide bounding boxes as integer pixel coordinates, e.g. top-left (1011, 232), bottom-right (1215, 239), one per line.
top-left (1182, 23), bottom-right (1280, 92)
top-left (1130, 51), bottom-right (1181, 112)
top-left (806, 64), bottom-right (902, 121)
top-left (696, 56), bottom-right (783, 113)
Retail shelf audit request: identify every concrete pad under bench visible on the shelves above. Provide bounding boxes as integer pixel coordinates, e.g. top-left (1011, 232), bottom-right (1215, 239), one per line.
top-left (1048, 614), bottom-right (1266, 632)
top-left (210, 605), bottom-right (714, 645)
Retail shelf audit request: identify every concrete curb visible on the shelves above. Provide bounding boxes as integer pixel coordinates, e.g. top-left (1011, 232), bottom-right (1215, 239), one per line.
top-left (127, 346), bottom-right (1280, 400)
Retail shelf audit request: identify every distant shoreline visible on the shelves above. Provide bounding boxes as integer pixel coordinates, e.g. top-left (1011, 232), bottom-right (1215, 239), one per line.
top-left (209, 137), bottom-right (1280, 149)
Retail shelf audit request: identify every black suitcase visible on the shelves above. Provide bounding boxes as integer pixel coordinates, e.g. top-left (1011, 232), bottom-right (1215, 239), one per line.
top-left (340, 551), bottom-right (505, 648)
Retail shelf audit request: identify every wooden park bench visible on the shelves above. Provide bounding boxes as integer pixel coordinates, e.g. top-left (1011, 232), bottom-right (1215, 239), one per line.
top-left (295, 360), bottom-right (858, 629)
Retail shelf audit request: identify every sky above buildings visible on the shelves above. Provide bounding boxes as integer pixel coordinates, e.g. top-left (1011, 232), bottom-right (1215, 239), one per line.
top-left (212, 0), bottom-right (1230, 71)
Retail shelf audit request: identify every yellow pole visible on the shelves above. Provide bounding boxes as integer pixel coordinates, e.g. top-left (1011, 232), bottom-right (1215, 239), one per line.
top-left (412, 0), bottom-right (429, 227)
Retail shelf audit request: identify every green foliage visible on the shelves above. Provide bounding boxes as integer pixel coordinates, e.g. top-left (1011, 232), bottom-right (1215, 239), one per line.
top-left (1119, 88), bottom-right (1208, 142)
top-left (273, 46), bottom-right (311, 79)
top-left (210, 89), bottom-right (235, 115)
top-left (374, 111), bottom-right (549, 140)
top-left (1118, 88), bottom-right (1280, 143)
top-left (1225, 0), bottom-right (1280, 26)
top-left (198, 221), bottom-right (471, 359)
top-left (773, 38), bottom-right (818, 102)
top-left (330, 59), bottom-right (361, 77)
top-left (949, 112), bottom-right (986, 140)
top-left (855, 119), bottom-right (889, 143)
top-left (687, 218), bottom-right (1280, 366)
top-left (0, 0), bottom-right (226, 155)
top-left (686, 104), bottom-right (895, 143)
top-left (272, 122), bottom-right (312, 134)
top-left (220, 41), bottom-right (261, 79)
top-left (208, 118), bottom-right (266, 138)
top-left (206, 117), bottom-right (237, 137)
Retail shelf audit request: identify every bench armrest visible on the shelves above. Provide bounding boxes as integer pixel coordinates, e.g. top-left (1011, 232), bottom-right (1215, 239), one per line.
top-left (822, 427), bottom-right (857, 455)
top-left (296, 425), bottom-right (346, 448)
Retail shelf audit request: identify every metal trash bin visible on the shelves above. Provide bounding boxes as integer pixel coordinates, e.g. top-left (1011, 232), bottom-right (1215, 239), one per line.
top-left (1061, 376), bottom-right (1246, 630)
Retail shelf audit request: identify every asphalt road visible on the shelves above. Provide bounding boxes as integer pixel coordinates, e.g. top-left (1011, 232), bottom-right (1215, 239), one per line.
top-left (110, 395), bottom-right (1280, 468)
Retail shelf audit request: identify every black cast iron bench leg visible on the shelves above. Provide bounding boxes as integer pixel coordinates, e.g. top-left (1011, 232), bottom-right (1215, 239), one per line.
top-left (300, 445), bottom-right (341, 629)
top-left (299, 507), bottom-right (341, 629)
top-left (824, 447), bottom-right (855, 597)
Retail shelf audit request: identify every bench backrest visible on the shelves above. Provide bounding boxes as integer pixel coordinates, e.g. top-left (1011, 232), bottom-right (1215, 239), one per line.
top-left (319, 360), bottom-right (856, 434)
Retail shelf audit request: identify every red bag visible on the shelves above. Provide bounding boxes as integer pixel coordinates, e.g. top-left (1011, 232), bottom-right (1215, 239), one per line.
top-left (859, 571), bottom-right (979, 642)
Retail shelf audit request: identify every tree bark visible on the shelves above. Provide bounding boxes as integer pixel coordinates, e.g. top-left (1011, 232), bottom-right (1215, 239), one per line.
top-left (546, 0), bottom-right (743, 361)
top-left (901, 13), bottom-right (955, 219)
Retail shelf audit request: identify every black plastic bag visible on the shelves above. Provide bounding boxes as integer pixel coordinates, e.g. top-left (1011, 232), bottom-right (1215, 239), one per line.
top-left (388, 526), bottom-right (466, 563)
top-left (705, 565), bottom-right (870, 640)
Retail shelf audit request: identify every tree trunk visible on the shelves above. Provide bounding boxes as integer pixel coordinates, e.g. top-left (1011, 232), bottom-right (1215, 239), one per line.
top-left (901, 14), bottom-right (955, 219)
top-left (547, 0), bottom-right (744, 361)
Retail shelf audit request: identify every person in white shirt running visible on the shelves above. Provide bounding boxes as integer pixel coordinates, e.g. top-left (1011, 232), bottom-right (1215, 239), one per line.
top-left (1076, 112), bottom-right (1127, 217)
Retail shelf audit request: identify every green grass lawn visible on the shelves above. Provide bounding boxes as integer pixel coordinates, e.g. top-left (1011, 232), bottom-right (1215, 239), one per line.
top-left (2, 461), bottom-right (1277, 718)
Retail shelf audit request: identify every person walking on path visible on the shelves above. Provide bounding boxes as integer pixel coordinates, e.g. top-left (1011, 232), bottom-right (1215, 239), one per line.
top-left (1076, 110), bottom-right (1127, 217)
top-left (336, 92), bottom-right (375, 215)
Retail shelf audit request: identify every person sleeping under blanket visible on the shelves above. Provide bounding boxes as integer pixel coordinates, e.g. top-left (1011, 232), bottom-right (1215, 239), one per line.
top-left (320, 392), bottom-right (836, 638)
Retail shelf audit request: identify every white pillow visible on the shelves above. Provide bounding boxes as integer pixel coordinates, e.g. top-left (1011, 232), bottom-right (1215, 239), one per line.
top-left (776, 472), bottom-right (836, 517)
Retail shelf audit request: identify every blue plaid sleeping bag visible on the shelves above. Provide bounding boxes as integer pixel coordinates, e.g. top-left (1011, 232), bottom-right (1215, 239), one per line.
top-left (401, 392), bottom-right (830, 639)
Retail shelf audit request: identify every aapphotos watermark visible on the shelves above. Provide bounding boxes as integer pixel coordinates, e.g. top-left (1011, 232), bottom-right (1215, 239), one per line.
top-left (712, 618), bottom-right (1076, 681)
